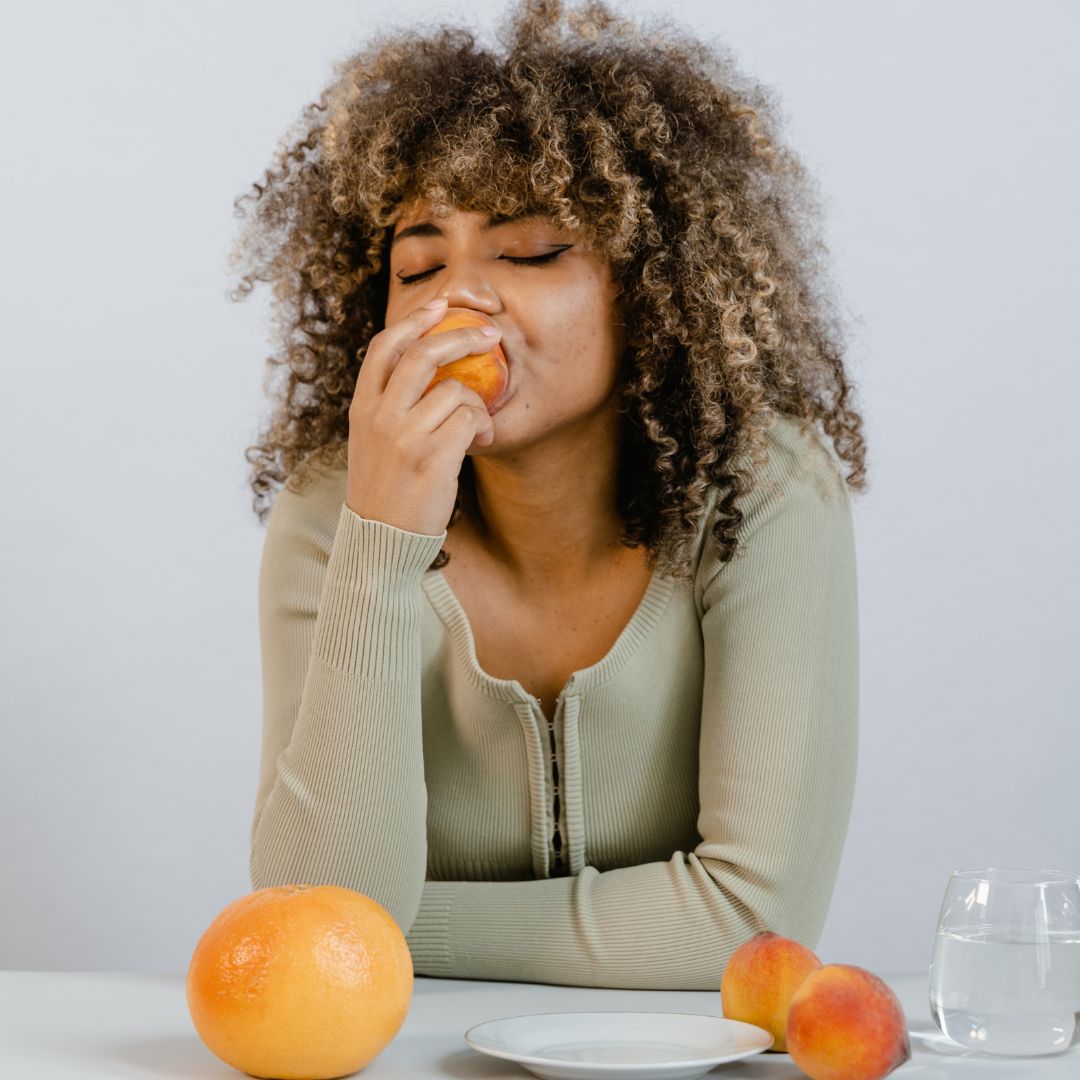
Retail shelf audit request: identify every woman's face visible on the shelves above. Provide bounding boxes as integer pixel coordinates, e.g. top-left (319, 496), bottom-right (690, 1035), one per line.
top-left (385, 199), bottom-right (628, 451)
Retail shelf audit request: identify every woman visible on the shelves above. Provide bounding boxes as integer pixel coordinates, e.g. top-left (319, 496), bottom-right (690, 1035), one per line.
top-left (232, 0), bottom-right (868, 991)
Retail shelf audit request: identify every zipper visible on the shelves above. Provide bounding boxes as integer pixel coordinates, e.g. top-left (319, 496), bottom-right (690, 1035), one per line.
top-left (532, 691), bottom-right (568, 876)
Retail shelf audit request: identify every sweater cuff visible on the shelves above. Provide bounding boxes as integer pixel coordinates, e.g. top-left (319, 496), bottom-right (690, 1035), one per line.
top-left (312, 503), bottom-right (447, 678)
top-left (333, 502), bottom-right (448, 575)
top-left (405, 882), bottom-right (459, 978)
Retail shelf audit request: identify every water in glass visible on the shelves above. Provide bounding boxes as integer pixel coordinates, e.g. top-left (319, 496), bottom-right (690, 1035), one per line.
top-left (929, 867), bottom-right (1080, 1056)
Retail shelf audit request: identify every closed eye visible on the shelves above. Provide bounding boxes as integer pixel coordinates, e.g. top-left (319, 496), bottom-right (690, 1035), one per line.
top-left (394, 246), bottom-right (572, 285)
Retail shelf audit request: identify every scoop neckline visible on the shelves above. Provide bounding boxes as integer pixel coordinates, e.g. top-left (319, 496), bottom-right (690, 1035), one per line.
top-left (421, 560), bottom-right (675, 704)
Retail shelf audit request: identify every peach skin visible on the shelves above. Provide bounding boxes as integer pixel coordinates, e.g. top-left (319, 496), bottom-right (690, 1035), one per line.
top-left (420, 307), bottom-right (509, 413)
top-left (786, 964), bottom-right (911, 1080)
top-left (720, 930), bottom-right (822, 1053)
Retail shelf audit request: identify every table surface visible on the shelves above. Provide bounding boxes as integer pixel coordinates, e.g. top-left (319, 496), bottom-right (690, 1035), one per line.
top-left (1, 969), bottom-right (1076, 1078)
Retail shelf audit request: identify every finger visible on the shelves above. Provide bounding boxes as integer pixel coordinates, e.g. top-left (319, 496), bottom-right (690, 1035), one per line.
top-left (427, 404), bottom-right (495, 468)
top-left (406, 375), bottom-right (491, 435)
top-left (355, 298), bottom-right (450, 400)
top-left (383, 325), bottom-right (504, 416)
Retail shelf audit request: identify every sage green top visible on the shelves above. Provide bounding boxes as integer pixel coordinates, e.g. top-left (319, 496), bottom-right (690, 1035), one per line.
top-left (250, 411), bottom-right (859, 990)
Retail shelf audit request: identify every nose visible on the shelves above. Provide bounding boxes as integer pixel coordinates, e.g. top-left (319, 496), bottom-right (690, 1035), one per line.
top-left (427, 262), bottom-right (500, 315)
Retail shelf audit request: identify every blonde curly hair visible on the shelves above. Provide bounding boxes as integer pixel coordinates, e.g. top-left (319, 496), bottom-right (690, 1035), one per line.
top-left (230, 0), bottom-right (869, 582)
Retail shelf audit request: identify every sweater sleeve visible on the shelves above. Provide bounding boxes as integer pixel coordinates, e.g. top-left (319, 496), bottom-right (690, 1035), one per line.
top-left (405, 419), bottom-right (859, 989)
top-left (249, 470), bottom-right (447, 933)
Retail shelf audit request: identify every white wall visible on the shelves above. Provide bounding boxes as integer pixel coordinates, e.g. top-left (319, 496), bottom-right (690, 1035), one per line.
top-left (2, 0), bottom-right (1077, 976)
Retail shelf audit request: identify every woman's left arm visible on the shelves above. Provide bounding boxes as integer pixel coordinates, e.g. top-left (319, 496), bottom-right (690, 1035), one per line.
top-left (405, 417), bottom-right (860, 990)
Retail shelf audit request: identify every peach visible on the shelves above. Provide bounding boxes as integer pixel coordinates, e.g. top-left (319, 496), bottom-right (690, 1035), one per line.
top-left (420, 307), bottom-right (509, 413)
top-left (786, 964), bottom-right (911, 1080)
top-left (720, 930), bottom-right (822, 1052)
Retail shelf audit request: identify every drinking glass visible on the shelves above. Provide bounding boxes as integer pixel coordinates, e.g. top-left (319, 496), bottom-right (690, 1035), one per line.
top-left (929, 867), bottom-right (1080, 1056)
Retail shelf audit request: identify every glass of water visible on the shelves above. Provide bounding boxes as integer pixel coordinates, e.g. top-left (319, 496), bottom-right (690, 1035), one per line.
top-left (929, 867), bottom-right (1080, 1056)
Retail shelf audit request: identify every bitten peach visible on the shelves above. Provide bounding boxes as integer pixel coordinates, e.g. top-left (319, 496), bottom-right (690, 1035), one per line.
top-left (420, 307), bottom-right (509, 413)
top-left (720, 930), bottom-right (822, 1053)
top-left (786, 964), bottom-right (911, 1080)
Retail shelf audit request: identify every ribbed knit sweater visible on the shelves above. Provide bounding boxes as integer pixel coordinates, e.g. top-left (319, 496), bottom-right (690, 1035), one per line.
top-left (249, 411), bottom-right (859, 990)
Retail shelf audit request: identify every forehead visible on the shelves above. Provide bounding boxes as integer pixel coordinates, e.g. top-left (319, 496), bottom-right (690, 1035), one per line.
top-left (394, 195), bottom-right (567, 228)
top-left (390, 204), bottom-right (572, 251)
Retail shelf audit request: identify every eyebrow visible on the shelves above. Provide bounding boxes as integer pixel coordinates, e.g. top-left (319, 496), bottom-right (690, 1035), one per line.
top-left (390, 212), bottom-right (544, 248)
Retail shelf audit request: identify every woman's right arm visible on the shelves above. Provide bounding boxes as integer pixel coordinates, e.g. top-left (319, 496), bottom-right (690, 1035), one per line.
top-left (250, 297), bottom-right (504, 932)
top-left (250, 480), bottom-right (446, 932)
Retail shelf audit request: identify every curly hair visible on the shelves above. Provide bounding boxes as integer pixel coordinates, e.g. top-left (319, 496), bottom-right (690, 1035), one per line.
top-left (229, 0), bottom-right (868, 582)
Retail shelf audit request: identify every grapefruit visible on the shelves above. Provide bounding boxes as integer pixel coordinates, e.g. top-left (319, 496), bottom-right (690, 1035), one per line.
top-left (186, 883), bottom-right (413, 1079)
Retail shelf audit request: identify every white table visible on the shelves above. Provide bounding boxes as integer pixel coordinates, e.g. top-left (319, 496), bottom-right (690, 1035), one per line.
top-left (1, 970), bottom-right (1076, 1077)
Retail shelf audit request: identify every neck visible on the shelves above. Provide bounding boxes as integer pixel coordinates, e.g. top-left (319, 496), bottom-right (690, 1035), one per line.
top-left (459, 410), bottom-right (628, 590)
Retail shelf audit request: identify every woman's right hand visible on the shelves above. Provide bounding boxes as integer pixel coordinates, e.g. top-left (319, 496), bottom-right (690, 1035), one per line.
top-left (346, 299), bottom-right (502, 536)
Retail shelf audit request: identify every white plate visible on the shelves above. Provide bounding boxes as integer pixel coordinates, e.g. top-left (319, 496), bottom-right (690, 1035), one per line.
top-left (464, 1010), bottom-right (774, 1080)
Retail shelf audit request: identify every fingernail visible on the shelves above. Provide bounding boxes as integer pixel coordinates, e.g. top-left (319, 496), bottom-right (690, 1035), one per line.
top-left (480, 326), bottom-right (500, 336)
top-left (423, 298), bottom-right (449, 310)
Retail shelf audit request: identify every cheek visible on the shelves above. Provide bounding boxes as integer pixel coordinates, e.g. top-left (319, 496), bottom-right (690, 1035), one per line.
top-left (531, 327), bottom-right (622, 408)
top-left (533, 282), bottom-right (619, 364)
top-left (564, 299), bottom-right (622, 376)
top-left (383, 294), bottom-right (406, 328)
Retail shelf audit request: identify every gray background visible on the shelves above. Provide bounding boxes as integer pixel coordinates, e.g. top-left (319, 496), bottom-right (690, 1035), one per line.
top-left (2, 1), bottom-right (1077, 975)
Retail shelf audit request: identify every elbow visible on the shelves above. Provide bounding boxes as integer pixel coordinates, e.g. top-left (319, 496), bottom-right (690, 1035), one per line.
top-left (755, 868), bottom-right (843, 956)
top-left (248, 842), bottom-right (424, 937)
top-left (695, 854), bottom-right (836, 960)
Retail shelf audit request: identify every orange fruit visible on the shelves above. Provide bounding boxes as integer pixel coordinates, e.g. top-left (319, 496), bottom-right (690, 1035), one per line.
top-left (186, 883), bottom-right (413, 1079)
top-left (420, 306), bottom-right (509, 411)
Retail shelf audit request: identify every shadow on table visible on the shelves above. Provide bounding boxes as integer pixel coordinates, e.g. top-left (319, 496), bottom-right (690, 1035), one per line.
top-left (440, 1046), bottom-right (522, 1076)
top-left (440, 1046), bottom-right (807, 1078)
top-left (42, 1033), bottom-right (236, 1078)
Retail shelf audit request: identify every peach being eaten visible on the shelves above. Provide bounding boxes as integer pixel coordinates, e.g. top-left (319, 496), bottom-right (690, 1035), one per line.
top-left (420, 307), bottom-right (509, 413)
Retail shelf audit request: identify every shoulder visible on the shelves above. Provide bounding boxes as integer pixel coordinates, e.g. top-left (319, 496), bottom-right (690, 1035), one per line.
top-left (694, 413), bottom-right (851, 584)
top-left (261, 451), bottom-right (350, 572)
top-left (742, 412), bottom-right (849, 508)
